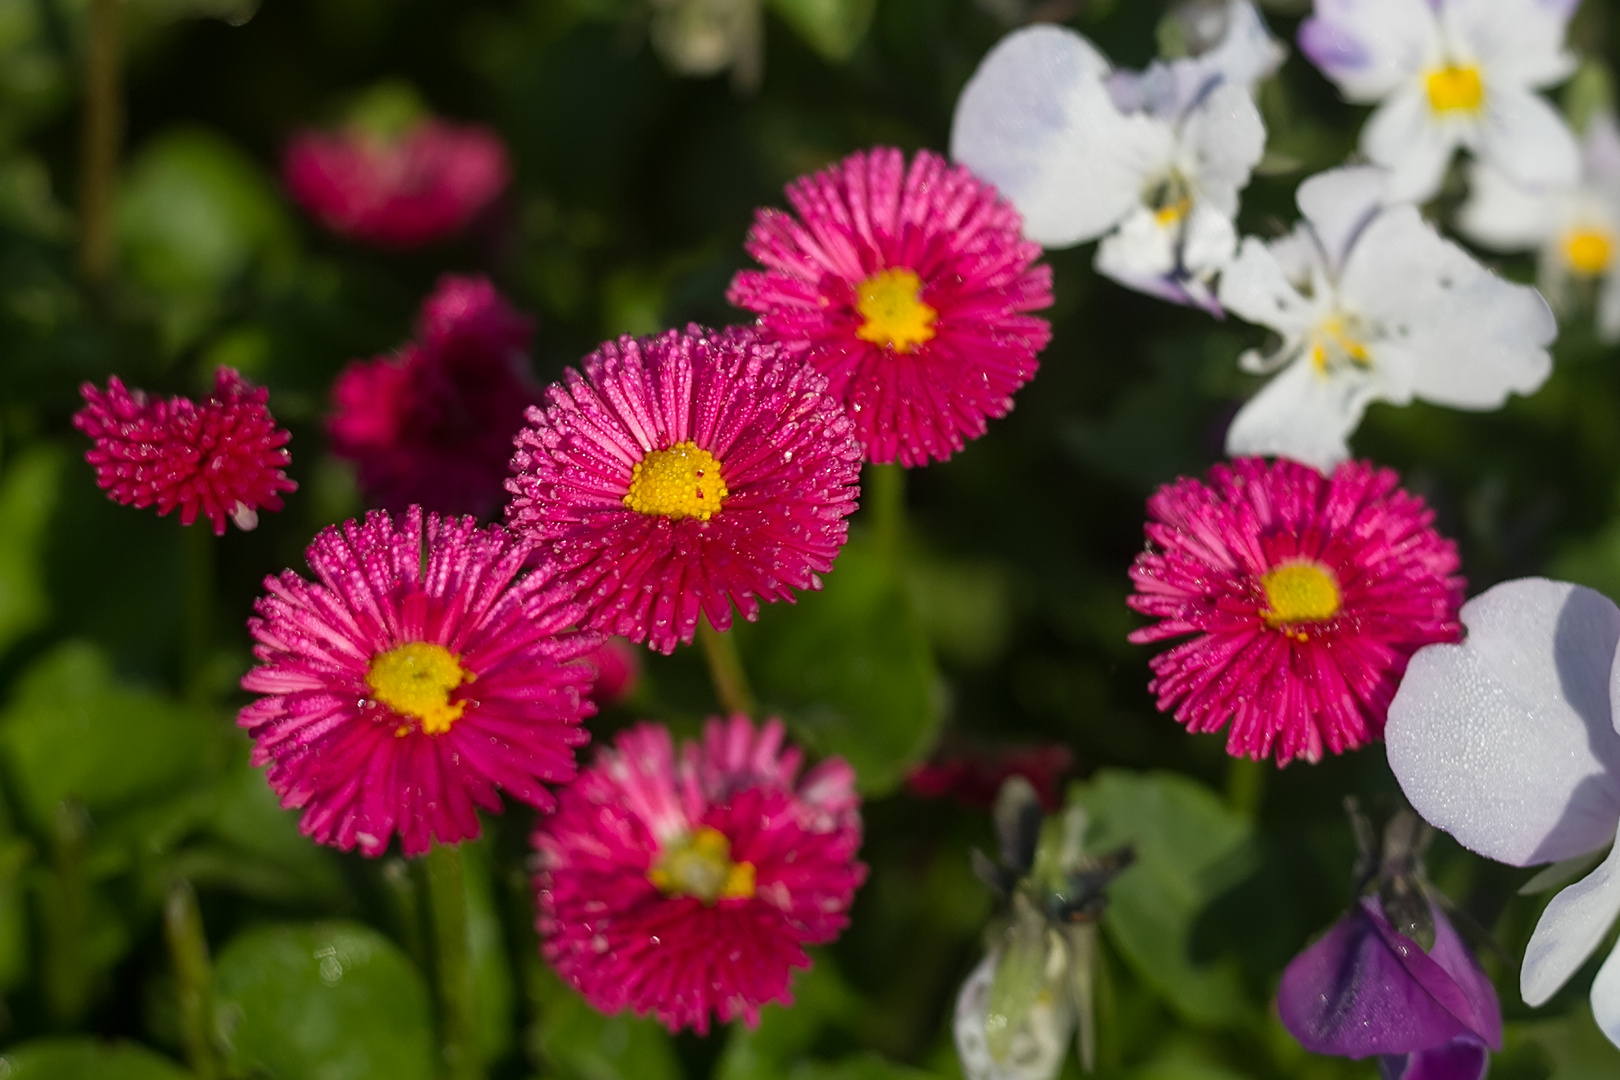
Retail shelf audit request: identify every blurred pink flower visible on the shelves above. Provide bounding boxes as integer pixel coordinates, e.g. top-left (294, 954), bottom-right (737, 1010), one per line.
top-left (906, 742), bottom-right (1074, 811)
top-left (585, 636), bottom-right (641, 707)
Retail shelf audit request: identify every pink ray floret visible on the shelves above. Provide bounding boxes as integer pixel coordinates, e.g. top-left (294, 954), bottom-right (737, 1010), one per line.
top-left (1128, 458), bottom-right (1464, 766)
top-left (533, 715), bottom-right (866, 1033)
top-left (506, 325), bottom-right (863, 654)
top-left (74, 367), bottom-right (297, 535)
top-left (728, 146), bottom-right (1053, 467)
top-left (329, 274), bottom-right (540, 517)
top-left (239, 506), bottom-right (598, 857)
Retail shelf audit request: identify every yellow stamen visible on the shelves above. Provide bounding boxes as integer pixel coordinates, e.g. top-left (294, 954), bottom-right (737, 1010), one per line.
top-left (1155, 196), bottom-right (1193, 227)
top-left (366, 642), bottom-right (471, 736)
top-left (1261, 561), bottom-right (1342, 633)
top-left (854, 267), bottom-right (937, 353)
top-left (1426, 65), bottom-right (1484, 114)
top-left (623, 441), bottom-right (728, 521)
top-left (1564, 228), bottom-right (1613, 276)
top-left (1309, 314), bottom-right (1371, 374)
top-left (648, 826), bottom-right (756, 904)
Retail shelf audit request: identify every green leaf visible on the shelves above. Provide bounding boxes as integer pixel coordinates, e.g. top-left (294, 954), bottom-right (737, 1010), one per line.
top-left (130, 0), bottom-right (261, 24)
top-left (717, 958), bottom-right (860, 1080)
top-left (1072, 771), bottom-right (1256, 1028)
top-left (765, 0), bottom-right (875, 61)
top-left (736, 539), bottom-right (944, 795)
top-left (528, 964), bottom-right (682, 1080)
top-left (789, 1055), bottom-right (943, 1080)
top-left (213, 922), bottom-right (436, 1080)
top-left (0, 444), bottom-right (61, 657)
top-left (464, 843), bottom-right (516, 1063)
top-left (0, 1038), bottom-right (192, 1079)
top-left (197, 755), bottom-right (348, 906)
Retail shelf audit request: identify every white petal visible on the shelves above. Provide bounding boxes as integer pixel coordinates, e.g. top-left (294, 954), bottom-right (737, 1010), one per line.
top-left (1361, 84), bottom-right (1460, 203)
top-left (1456, 161), bottom-right (1558, 251)
top-left (1600, 271), bottom-right (1620, 343)
top-left (1594, 940), bottom-right (1620, 1049)
top-left (1584, 111), bottom-right (1620, 186)
top-left (1298, 0), bottom-right (1438, 102)
top-left (953, 951), bottom-right (1071, 1080)
top-left (1180, 82), bottom-right (1267, 216)
top-left (1296, 165), bottom-right (1392, 274)
top-left (1181, 201), bottom-right (1238, 279)
top-left (951, 25), bottom-right (1174, 248)
top-left (1482, 83), bottom-right (1581, 192)
top-left (1096, 208), bottom-right (1177, 282)
top-left (1217, 235), bottom-right (1321, 334)
top-left (1523, 838), bottom-right (1620, 1006)
top-left (1224, 354), bottom-right (1379, 471)
top-left (1387, 578), bottom-right (1620, 869)
top-left (1196, 0), bottom-right (1286, 91)
top-left (1449, 0), bottom-right (1577, 89)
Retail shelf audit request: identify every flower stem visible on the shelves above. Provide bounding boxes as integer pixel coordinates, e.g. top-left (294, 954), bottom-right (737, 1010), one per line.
top-left (1225, 755), bottom-right (1266, 818)
top-left (698, 616), bottom-right (756, 717)
top-left (425, 843), bottom-right (482, 1080)
top-left (164, 879), bottom-right (219, 1080)
top-left (42, 800), bottom-right (90, 1024)
top-left (79, 0), bottom-right (122, 285)
top-left (867, 462), bottom-right (906, 566)
top-left (182, 523), bottom-right (215, 704)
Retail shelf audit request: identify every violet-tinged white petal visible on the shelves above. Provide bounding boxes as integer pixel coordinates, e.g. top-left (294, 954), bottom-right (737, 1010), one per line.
top-left (1448, 0), bottom-right (1575, 88)
top-left (1224, 346), bottom-right (1379, 471)
top-left (1296, 165), bottom-right (1390, 276)
top-left (1480, 82), bottom-right (1581, 192)
top-left (1361, 85), bottom-right (1460, 203)
top-left (1523, 838), bottom-right (1620, 1007)
top-left (1457, 162), bottom-right (1558, 251)
top-left (1298, 0), bottom-right (1439, 102)
top-left (1180, 81), bottom-right (1267, 218)
top-left (1217, 236), bottom-right (1321, 336)
top-left (1592, 937), bottom-right (1620, 1049)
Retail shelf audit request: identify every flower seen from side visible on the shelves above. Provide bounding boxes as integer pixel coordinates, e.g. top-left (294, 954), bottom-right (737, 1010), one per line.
top-left (726, 147), bottom-right (1052, 467)
top-left (74, 367), bottom-right (296, 536)
top-left (329, 274), bottom-right (540, 518)
top-left (239, 507), bottom-right (597, 858)
top-left (506, 325), bottom-right (863, 654)
top-left (1299, 0), bottom-right (1579, 201)
top-left (1218, 165), bottom-right (1556, 471)
top-left (1128, 457), bottom-right (1464, 766)
top-left (533, 715), bottom-right (865, 1033)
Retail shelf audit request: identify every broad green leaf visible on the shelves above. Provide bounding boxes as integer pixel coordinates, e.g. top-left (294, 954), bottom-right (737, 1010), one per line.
top-left (766, 0), bottom-right (874, 61)
top-left (529, 964), bottom-right (682, 1080)
top-left (718, 958), bottom-right (859, 1080)
top-left (0, 1038), bottom-right (192, 1079)
top-left (0, 445), bottom-right (61, 657)
top-left (213, 922), bottom-right (435, 1080)
top-left (198, 756), bottom-right (348, 906)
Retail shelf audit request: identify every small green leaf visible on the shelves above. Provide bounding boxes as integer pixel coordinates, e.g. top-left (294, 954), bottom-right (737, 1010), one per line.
top-left (0, 445), bottom-right (61, 657)
top-left (0, 1038), bottom-right (192, 1079)
top-left (765, 0), bottom-right (875, 61)
top-left (213, 922), bottom-right (436, 1080)
top-left (529, 964), bottom-right (683, 1080)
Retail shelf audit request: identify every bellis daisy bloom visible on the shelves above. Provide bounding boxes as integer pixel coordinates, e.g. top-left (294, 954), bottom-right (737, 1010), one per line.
top-left (1128, 457), bottom-right (1464, 766)
top-left (74, 367), bottom-right (296, 535)
top-left (951, 13), bottom-right (1273, 311)
top-left (725, 147), bottom-right (1052, 467)
top-left (533, 715), bottom-right (865, 1033)
top-left (1387, 578), bottom-right (1620, 1048)
top-left (1219, 165), bottom-right (1555, 471)
top-left (506, 325), bottom-right (862, 654)
top-left (329, 274), bottom-right (540, 517)
top-left (283, 117), bottom-right (511, 248)
top-left (239, 507), bottom-right (597, 858)
top-left (1300, 0), bottom-right (1579, 202)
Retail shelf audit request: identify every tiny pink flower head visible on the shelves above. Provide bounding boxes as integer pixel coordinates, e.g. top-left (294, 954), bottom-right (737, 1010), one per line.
top-left (533, 715), bottom-right (865, 1034)
top-left (1128, 458), bottom-right (1464, 766)
top-left (282, 118), bottom-right (511, 248)
top-left (727, 146), bottom-right (1054, 467)
top-left (506, 325), bottom-right (863, 655)
top-left (73, 367), bottom-right (296, 535)
top-left (239, 507), bottom-right (598, 857)
top-left (329, 274), bottom-right (540, 517)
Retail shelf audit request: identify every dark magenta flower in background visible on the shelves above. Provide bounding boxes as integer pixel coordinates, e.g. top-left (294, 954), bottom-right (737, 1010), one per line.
top-left (328, 274), bottom-right (539, 518)
top-left (906, 742), bottom-right (1073, 811)
top-left (584, 636), bottom-right (641, 708)
top-left (282, 118), bottom-right (511, 248)
top-left (74, 367), bottom-right (296, 535)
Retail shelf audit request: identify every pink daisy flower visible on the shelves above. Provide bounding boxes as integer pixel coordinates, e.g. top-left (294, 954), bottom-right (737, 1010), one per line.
top-left (533, 715), bottom-right (865, 1033)
top-left (282, 118), bottom-right (510, 248)
top-left (329, 274), bottom-right (540, 517)
top-left (726, 146), bottom-right (1054, 467)
top-left (73, 367), bottom-right (296, 535)
top-left (1127, 458), bottom-right (1464, 766)
top-left (239, 507), bottom-right (597, 857)
top-left (506, 325), bottom-right (862, 655)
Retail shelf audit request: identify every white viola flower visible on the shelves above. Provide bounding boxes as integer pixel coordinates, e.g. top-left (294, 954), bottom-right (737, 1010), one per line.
top-left (1217, 164), bottom-right (1555, 471)
top-left (950, 3), bottom-right (1278, 311)
top-left (1459, 110), bottom-right (1620, 341)
top-left (1386, 577), bottom-right (1620, 1048)
top-left (1300, 0), bottom-right (1580, 202)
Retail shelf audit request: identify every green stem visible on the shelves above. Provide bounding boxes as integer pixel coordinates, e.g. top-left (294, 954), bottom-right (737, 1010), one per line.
top-left (425, 843), bottom-right (482, 1080)
top-left (43, 800), bottom-right (89, 1024)
top-left (1225, 755), bottom-right (1266, 818)
top-left (866, 462), bottom-right (906, 566)
top-left (79, 0), bottom-right (121, 285)
top-left (182, 523), bottom-right (215, 704)
top-left (164, 879), bottom-right (219, 1079)
top-left (698, 617), bottom-right (755, 716)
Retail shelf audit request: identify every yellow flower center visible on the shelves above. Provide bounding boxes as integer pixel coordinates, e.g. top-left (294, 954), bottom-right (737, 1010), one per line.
top-left (1155, 197), bottom-right (1193, 227)
top-left (1425, 65), bottom-right (1484, 114)
top-left (854, 267), bottom-right (937, 353)
top-left (1564, 228), bottom-right (1614, 276)
top-left (623, 441), bottom-right (728, 521)
top-left (1261, 561), bottom-right (1342, 632)
top-left (647, 826), bottom-right (756, 904)
top-left (366, 642), bottom-right (471, 736)
top-left (1309, 314), bottom-right (1372, 374)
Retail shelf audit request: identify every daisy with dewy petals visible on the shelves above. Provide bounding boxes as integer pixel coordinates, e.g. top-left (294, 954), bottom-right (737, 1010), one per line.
top-left (1129, 457), bottom-right (1464, 766)
top-left (951, 5), bottom-right (1277, 311)
top-left (506, 325), bottom-right (862, 654)
top-left (533, 715), bottom-right (865, 1033)
top-left (1459, 110), bottom-right (1620, 342)
top-left (1218, 165), bottom-right (1555, 471)
top-left (240, 507), bottom-right (597, 857)
top-left (1300, 0), bottom-right (1579, 202)
top-left (1387, 577), bottom-right (1620, 1049)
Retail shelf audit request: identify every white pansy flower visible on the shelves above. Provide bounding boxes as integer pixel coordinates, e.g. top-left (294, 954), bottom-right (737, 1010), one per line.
top-left (1459, 110), bottom-right (1620, 341)
top-left (1300, 0), bottom-right (1580, 202)
top-left (950, 2), bottom-right (1279, 311)
top-left (1217, 165), bottom-right (1555, 471)
top-left (1386, 577), bottom-right (1620, 1048)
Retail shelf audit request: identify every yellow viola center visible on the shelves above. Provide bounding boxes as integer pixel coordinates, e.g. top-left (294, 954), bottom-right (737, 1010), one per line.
top-left (1426, 65), bottom-right (1484, 113)
top-left (1564, 228), bottom-right (1613, 276)
top-left (1155, 196), bottom-right (1193, 227)
top-left (1309, 313), bottom-right (1371, 374)
top-left (1261, 562), bottom-right (1342, 630)
top-left (366, 642), bottom-right (470, 736)
top-left (623, 441), bottom-right (728, 521)
top-left (648, 826), bottom-right (756, 904)
top-left (854, 267), bottom-right (937, 353)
